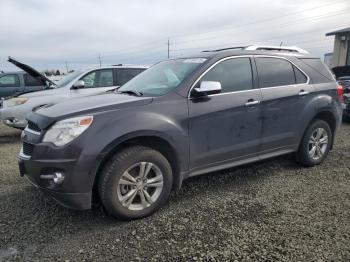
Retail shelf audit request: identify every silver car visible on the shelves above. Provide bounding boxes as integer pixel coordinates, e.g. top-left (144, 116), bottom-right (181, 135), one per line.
top-left (0, 62), bottom-right (148, 129)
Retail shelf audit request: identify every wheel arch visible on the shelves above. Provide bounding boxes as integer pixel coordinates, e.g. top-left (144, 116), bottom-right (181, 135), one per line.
top-left (91, 131), bottom-right (183, 196)
top-left (299, 110), bottom-right (337, 150)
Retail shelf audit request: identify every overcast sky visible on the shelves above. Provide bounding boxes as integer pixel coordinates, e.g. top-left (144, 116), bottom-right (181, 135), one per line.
top-left (0, 0), bottom-right (349, 72)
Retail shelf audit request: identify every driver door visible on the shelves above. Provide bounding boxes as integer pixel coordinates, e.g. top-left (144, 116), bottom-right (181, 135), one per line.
top-left (188, 57), bottom-right (263, 172)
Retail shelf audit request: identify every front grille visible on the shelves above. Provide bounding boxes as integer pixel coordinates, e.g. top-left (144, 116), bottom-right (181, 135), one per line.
top-left (27, 120), bottom-right (41, 133)
top-left (22, 142), bottom-right (34, 156)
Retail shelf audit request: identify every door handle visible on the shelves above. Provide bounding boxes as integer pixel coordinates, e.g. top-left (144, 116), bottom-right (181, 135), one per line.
top-left (245, 100), bottom-right (260, 106)
top-left (299, 90), bottom-right (309, 96)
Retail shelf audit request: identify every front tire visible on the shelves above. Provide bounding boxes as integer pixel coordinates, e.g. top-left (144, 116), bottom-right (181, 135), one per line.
top-left (98, 146), bottom-right (173, 220)
top-left (296, 119), bottom-right (332, 167)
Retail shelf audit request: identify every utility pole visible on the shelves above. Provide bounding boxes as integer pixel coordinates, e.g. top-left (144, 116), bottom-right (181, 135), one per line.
top-left (279, 41), bottom-right (283, 47)
top-left (65, 60), bottom-right (69, 73)
top-left (167, 38), bottom-right (170, 59)
top-left (98, 53), bottom-right (102, 68)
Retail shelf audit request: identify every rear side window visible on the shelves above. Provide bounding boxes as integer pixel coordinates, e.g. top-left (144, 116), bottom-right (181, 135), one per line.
top-left (299, 58), bottom-right (334, 81)
top-left (117, 68), bottom-right (145, 86)
top-left (255, 57), bottom-right (295, 88)
top-left (0, 74), bottom-right (20, 87)
top-left (24, 74), bottom-right (44, 86)
top-left (201, 57), bottom-right (253, 93)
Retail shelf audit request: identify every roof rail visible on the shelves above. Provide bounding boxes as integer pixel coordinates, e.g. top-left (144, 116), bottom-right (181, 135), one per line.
top-left (245, 45), bottom-right (309, 54)
top-left (202, 46), bottom-right (247, 52)
top-left (202, 45), bottom-right (309, 54)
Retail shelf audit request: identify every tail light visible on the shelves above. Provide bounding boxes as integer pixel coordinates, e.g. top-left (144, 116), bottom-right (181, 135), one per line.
top-left (336, 85), bottom-right (344, 103)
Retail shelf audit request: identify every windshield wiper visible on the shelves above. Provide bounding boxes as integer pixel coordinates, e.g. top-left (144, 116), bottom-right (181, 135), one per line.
top-left (117, 90), bottom-right (143, 96)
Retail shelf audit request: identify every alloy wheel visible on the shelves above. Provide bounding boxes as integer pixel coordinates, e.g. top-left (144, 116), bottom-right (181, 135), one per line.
top-left (116, 162), bottom-right (164, 211)
top-left (308, 127), bottom-right (328, 160)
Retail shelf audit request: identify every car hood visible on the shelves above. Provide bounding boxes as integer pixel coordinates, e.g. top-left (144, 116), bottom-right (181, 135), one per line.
top-left (19, 87), bottom-right (66, 98)
top-left (8, 57), bottom-right (56, 87)
top-left (36, 93), bottom-right (152, 120)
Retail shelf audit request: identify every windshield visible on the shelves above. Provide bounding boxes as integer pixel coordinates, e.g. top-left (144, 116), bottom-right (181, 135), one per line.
top-left (55, 70), bottom-right (83, 87)
top-left (118, 58), bottom-right (207, 96)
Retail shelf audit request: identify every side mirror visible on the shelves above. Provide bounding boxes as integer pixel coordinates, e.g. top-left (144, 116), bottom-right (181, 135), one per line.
top-left (71, 80), bottom-right (85, 89)
top-left (193, 81), bottom-right (222, 96)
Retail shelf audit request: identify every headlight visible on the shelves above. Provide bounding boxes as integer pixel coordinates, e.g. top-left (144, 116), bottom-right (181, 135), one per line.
top-left (6, 97), bottom-right (28, 107)
top-left (43, 116), bottom-right (93, 146)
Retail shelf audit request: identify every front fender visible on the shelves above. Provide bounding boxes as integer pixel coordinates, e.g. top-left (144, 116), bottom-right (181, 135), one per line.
top-left (82, 103), bottom-right (189, 191)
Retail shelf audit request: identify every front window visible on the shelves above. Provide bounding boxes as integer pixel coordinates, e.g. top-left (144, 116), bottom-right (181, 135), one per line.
top-left (118, 58), bottom-right (207, 96)
top-left (55, 71), bottom-right (82, 88)
top-left (0, 74), bottom-right (20, 87)
top-left (200, 58), bottom-right (253, 93)
top-left (80, 69), bottom-right (114, 88)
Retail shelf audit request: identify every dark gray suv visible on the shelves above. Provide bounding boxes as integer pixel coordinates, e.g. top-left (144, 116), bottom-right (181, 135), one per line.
top-left (18, 46), bottom-right (343, 220)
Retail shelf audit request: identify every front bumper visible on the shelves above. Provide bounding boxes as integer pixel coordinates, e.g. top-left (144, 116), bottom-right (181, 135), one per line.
top-left (18, 154), bottom-right (92, 210)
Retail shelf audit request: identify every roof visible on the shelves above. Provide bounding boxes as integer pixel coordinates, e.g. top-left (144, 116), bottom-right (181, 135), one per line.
top-left (184, 49), bottom-right (315, 61)
top-left (326, 27), bottom-right (350, 36)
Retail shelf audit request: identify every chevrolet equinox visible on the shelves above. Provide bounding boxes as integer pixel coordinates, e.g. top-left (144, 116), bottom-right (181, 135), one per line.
top-left (18, 46), bottom-right (343, 220)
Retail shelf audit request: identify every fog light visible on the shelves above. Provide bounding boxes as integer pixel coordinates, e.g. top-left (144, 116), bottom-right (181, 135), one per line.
top-left (53, 172), bottom-right (65, 184)
top-left (5, 118), bottom-right (19, 124)
top-left (40, 172), bottom-right (65, 184)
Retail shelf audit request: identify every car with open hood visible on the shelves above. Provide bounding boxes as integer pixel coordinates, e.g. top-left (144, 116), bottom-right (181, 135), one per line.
top-left (0, 62), bottom-right (148, 129)
top-left (0, 57), bottom-right (56, 100)
top-left (18, 45), bottom-right (342, 220)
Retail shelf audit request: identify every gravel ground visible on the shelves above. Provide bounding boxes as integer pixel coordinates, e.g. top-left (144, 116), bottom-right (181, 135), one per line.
top-left (0, 123), bottom-right (349, 261)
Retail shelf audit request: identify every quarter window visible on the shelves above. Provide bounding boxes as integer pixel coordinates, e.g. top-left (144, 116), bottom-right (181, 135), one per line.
top-left (0, 74), bottom-right (20, 87)
top-left (255, 57), bottom-right (295, 88)
top-left (80, 69), bottom-right (114, 88)
top-left (201, 58), bottom-right (253, 93)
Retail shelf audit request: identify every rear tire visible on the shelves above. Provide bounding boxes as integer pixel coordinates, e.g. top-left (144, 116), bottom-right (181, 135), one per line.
top-left (98, 146), bottom-right (173, 220)
top-left (296, 119), bottom-right (332, 167)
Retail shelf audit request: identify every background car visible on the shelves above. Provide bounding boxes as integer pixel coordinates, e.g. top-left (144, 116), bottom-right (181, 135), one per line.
top-left (0, 57), bottom-right (56, 100)
top-left (0, 64), bottom-right (148, 129)
top-left (337, 76), bottom-right (350, 93)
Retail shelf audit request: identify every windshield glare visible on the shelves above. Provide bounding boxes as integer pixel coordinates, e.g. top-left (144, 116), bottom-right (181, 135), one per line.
top-left (118, 58), bottom-right (207, 96)
top-left (55, 71), bottom-right (82, 87)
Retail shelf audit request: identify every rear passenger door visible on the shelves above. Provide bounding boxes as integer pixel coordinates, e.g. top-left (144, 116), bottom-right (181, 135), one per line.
top-left (188, 57), bottom-right (263, 171)
top-left (116, 68), bottom-right (145, 86)
top-left (255, 56), bottom-right (313, 152)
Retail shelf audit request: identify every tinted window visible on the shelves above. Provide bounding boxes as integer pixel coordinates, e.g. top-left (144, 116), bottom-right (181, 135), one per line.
top-left (80, 69), bottom-right (114, 88)
top-left (201, 58), bottom-right (253, 93)
top-left (293, 66), bottom-right (307, 84)
top-left (24, 74), bottom-right (44, 86)
top-left (299, 58), bottom-right (334, 81)
top-left (256, 57), bottom-right (295, 88)
top-left (117, 68), bottom-right (145, 86)
top-left (0, 74), bottom-right (20, 87)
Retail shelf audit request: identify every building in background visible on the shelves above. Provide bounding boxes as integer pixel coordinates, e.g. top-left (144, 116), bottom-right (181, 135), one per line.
top-left (323, 52), bottom-right (333, 68)
top-left (326, 27), bottom-right (350, 68)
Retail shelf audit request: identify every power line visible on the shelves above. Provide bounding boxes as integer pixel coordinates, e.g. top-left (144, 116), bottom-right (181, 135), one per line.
top-left (65, 0), bottom-right (348, 63)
